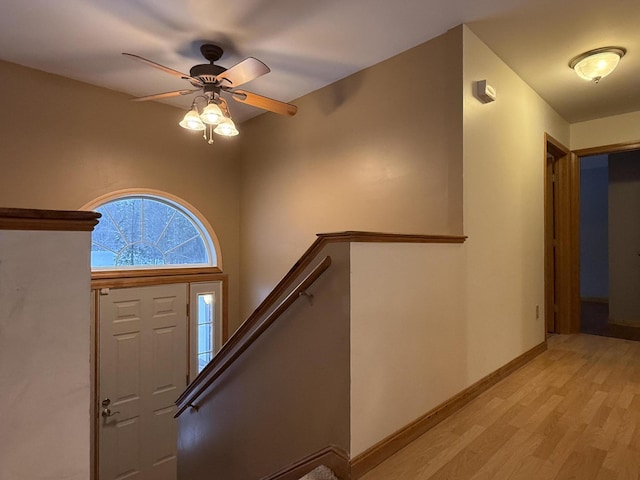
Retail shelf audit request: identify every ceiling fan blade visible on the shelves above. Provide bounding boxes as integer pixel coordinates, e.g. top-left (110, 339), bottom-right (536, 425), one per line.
top-left (231, 90), bottom-right (298, 116)
top-left (122, 53), bottom-right (204, 86)
top-left (130, 89), bottom-right (200, 102)
top-left (216, 58), bottom-right (270, 88)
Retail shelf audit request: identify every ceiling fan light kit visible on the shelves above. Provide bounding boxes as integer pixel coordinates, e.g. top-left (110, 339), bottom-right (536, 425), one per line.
top-left (200, 102), bottom-right (224, 125)
top-left (179, 108), bottom-right (206, 131)
top-left (569, 46), bottom-right (626, 83)
top-left (214, 116), bottom-right (239, 137)
top-left (179, 94), bottom-right (238, 143)
top-left (124, 43), bottom-right (298, 145)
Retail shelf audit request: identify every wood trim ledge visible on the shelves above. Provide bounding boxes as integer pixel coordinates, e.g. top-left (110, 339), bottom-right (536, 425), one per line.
top-left (248, 232), bottom-right (466, 334)
top-left (0, 207), bottom-right (100, 231)
top-left (319, 231), bottom-right (467, 244)
top-left (350, 341), bottom-right (548, 478)
top-left (91, 270), bottom-right (225, 289)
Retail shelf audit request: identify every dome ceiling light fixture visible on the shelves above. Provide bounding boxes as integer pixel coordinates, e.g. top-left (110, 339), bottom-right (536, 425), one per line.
top-left (569, 47), bottom-right (626, 84)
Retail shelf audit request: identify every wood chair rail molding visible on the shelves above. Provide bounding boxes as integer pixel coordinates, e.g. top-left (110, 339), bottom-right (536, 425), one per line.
top-left (0, 207), bottom-right (100, 231)
top-left (319, 231), bottom-right (466, 244)
top-left (175, 256), bottom-right (332, 417)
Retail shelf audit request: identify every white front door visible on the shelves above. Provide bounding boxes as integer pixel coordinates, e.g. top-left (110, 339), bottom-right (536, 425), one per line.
top-left (98, 284), bottom-right (187, 480)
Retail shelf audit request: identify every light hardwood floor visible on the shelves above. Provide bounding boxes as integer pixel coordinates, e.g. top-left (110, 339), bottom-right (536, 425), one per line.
top-left (360, 334), bottom-right (640, 480)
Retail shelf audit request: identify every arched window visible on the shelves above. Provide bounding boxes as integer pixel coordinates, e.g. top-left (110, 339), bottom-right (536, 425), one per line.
top-left (86, 192), bottom-right (219, 270)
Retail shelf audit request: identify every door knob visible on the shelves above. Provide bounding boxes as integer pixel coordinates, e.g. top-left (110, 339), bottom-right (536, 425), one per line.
top-left (101, 407), bottom-right (120, 418)
top-left (101, 398), bottom-right (119, 418)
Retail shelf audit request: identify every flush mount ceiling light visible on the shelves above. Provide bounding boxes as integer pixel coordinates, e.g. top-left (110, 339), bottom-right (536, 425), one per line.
top-left (569, 47), bottom-right (626, 83)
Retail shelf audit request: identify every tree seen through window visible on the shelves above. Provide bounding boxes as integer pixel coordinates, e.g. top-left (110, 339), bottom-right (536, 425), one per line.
top-left (91, 196), bottom-right (214, 268)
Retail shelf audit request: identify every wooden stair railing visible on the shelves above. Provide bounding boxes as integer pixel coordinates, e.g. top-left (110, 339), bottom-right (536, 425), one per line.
top-left (175, 255), bottom-right (332, 416)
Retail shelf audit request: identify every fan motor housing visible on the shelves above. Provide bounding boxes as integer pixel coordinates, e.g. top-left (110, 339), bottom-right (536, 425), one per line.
top-left (190, 64), bottom-right (227, 84)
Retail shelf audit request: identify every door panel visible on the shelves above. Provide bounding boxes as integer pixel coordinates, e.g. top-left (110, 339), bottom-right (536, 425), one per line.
top-left (545, 135), bottom-right (579, 334)
top-left (99, 284), bottom-right (187, 480)
top-left (609, 151), bottom-right (640, 323)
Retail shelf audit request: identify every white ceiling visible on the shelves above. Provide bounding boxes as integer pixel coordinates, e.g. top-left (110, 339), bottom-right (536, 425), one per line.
top-left (0, 0), bottom-right (637, 124)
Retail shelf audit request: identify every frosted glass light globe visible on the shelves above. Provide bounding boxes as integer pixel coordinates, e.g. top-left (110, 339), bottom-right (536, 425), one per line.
top-left (570, 47), bottom-right (625, 83)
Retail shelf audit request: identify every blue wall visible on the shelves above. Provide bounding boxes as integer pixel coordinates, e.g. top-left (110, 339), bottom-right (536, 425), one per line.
top-left (580, 154), bottom-right (608, 299)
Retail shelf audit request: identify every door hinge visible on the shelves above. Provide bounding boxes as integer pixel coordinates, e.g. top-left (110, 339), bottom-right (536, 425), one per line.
top-left (100, 288), bottom-right (110, 296)
top-left (186, 303), bottom-right (190, 318)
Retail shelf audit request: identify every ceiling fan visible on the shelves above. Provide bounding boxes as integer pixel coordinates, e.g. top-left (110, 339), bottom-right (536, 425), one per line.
top-left (123, 44), bottom-right (297, 142)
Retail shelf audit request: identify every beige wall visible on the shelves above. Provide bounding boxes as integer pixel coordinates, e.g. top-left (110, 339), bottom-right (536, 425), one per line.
top-left (0, 60), bottom-right (242, 329)
top-left (348, 24), bottom-right (572, 448)
top-left (238, 27), bottom-right (464, 318)
top-left (235, 26), bottom-right (572, 455)
top-left (462, 26), bottom-right (569, 380)
top-left (570, 110), bottom-right (640, 150)
top-left (178, 241), bottom-right (351, 480)
top-left (0, 230), bottom-right (92, 480)
top-left (350, 242), bottom-right (466, 456)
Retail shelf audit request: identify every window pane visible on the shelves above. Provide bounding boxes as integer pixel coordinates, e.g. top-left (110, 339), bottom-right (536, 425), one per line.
top-left (157, 214), bottom-right (200, 253)
top-left (142, 199), bottom-right (175, 245)
top-left (198, 352), bottom-right (212, 372)
top-left (91, 243), bottom-right (117, 267)
top-left (90, 194), bottom-right (214, 269)
top-left (104, 199), bottom-right (142, 244)
top-left (166, 237), bottom-right (207, 265)
top-left (115, 243), bottom-right (165, 267)
top-left (198, 323), bottom-right (212, 353)
top-left (93, 207), bottom-right (127, 253)
top-left (198, 294), bottom-right (214, 321)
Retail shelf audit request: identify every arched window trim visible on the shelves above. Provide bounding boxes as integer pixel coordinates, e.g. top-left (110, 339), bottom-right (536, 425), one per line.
top-left (81, 188), bottom-right (223, 272)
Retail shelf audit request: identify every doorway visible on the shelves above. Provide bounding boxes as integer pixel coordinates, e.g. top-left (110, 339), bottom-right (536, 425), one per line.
top-left (98, 283), bottom-right (187, 480)
top-left (93, 275), bottom-right (227, 480)
top-left (545, 134), bottom-right (579, 334)
top-left (546, 139), bottom-right (640, 340)
top-left (577, 146), bottom-right (640, 340)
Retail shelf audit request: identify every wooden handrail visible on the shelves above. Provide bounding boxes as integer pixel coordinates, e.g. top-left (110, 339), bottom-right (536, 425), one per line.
top-left (175, 256), bottom-right (332, 416)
